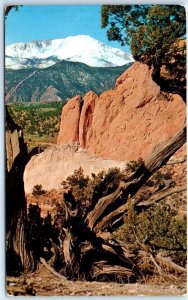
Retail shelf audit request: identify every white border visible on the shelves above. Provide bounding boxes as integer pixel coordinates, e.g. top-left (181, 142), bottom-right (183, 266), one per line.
top-left (1, 1), bottom-right (187, 299)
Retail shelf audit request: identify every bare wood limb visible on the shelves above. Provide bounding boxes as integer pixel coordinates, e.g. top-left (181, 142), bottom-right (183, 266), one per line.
top-left (87, 127), bottom-right (186, 232)
top-left (144, 126), bottom-right (186, 173)
top-left (94, 202), bottom-right (129, 233)
top-left (87, 181), bottom-right (127, 230)
top-left (137, 185), bottom-right (186, 207)
top-left (96, 184), bottom-right (186, 233)
top-left (150, 254), bottom-right (163, 275)
top-left (88, 175), bottom-right (147, 231)
top-left (101, 240), bottom-right (136, 266)
top-left (62, 230), bottom-right (74, 267)
top-left (92, 261), bottom-right (133, 279)
top-left (167, 157), bottom-right (186, 165)
top-left (155, 255), bottom-right (186, 273)
top-left (40, 257), bottom-right (66, 280)
top-left (49, 127), bottom-right (186, 281)
top-left (6, 107), bottom-right (35, 272)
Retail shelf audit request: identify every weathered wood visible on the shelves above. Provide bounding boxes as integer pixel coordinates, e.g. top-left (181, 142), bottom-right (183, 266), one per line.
top-left (87, 126), bottom-right (186, 233)
top-left (92, 262), bottom-right (133, 279)
top-left (155, 255), bottom-right (186, 273)
top-left (40, 257), bottom-right (66, 280)
top-left (150, 254), bottom-right (163, 275)
top-left (167, 157), bottom-right (186, 165)
top-left (6, 108), bottom-right (34, 273)
top-left (137, 185), bottom-right (186, 207)
top-left (144, 126), bottom-right (186, 172)
top-left (87, 181), bottom-right (127, 230)
top-left (57, 126), bottom-right (186, 281)
top-left (137, 251), bottom-right (186, 274)
top-left (95, 184), bottom-right (186, 233)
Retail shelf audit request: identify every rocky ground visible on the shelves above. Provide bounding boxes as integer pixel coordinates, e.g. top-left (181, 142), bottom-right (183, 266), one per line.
top-left (6, 263), bottom-right (187, 296)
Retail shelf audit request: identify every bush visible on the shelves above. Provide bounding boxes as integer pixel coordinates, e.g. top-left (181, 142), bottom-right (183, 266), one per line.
top-left (32, 184), bottom-right (46, 196)
top-left (126, 158), bottom-right (143, 173)
top-left (113, 201), bottom-right (187, 270)
top-left (61, 167), bottom-right (124, 215)
top-left (26, 160), bottom-right (186, 280)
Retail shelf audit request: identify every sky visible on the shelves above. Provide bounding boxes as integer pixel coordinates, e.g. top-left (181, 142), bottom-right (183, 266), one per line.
top-left (5, 5), bottom-right (131, 53)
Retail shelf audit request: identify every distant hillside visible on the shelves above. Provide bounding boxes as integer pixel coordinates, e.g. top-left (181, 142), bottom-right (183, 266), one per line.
top-left (5, 61), bottom-right (133, 103)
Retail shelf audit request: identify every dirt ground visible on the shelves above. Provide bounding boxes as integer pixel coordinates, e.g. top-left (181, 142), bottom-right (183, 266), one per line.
top-left (6, 263), bottom-right (187, 296)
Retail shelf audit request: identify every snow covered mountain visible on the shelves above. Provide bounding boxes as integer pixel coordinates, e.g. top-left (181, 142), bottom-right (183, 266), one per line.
top-left (5, 35), bottom-right (134, 69)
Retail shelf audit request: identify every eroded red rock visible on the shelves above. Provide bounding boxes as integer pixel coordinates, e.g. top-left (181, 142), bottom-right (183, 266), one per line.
top-left (57, 62), bottom-right (186, 161)
top-left (57, 95), bottom-right (82, 145)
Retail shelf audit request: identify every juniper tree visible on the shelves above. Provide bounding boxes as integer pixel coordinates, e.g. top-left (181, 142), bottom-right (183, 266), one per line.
top-left (101, 5), bottom-right (186, 86)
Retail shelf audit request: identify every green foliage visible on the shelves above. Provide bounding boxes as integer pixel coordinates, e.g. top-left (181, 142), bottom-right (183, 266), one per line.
top-left (7, 102), bottom-right (64, 146)
top-left (101, 5), bottom-right (150, 45)
top-left (131, 5), bottom-right (185, 77)
top-left (114, 201), bottom-right (186, 268)
top-left (28, 165), bottom-right (186, 279)
top-left (5, 61), bottom-right (132, 103)
top-left (32, 184), bottom-right (46, 196)
top-left (61, 167), bottom-right (124, 214)
top-left (149, 170), bottom-right (173, 186)
top-left (101, 5), bottom-right (186, 82)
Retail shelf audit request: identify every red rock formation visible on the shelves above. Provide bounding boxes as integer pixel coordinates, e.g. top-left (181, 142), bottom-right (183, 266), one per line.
top-left (57, 95), bottom-right (82, 145)
top-left (57, 62), bottom-right (186, 161)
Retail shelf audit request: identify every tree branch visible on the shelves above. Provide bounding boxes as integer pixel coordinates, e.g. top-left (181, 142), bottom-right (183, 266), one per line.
top-left (144, 126), bottom-right (186, 173)
top-left (155, 255), bottom-right (186, 273)
top-left (40, 257), bottom-right (66, 280)
top-left (87, 126), bottom-right (186, 233)
top-left (87, 181), bottom-right (127, 230)
top-left (167, 157), bottom-right (186, 165)
top-left (136, 185), bottom-right (186, 207)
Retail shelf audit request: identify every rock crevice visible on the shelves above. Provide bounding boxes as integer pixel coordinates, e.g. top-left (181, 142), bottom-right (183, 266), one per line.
top-left (57, 62), bottom-right (185, 161)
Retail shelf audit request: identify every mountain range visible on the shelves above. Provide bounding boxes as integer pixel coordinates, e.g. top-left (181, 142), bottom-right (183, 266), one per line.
top-left (5, 35), bottom-right (133, 103)
top-left (5, 61), bottom-right (132, 103)
top-left (6, 35), bottom-right (133, 69)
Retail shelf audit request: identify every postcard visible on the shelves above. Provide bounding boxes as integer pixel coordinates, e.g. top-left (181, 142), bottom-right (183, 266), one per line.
top-left (5, 4), bottom-right (186, 296)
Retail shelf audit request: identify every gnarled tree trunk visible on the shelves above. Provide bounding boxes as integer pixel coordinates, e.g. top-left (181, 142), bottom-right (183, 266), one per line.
top-left (6, 108), bottom-right (34, 274)
top-left (54, 126), bottom-right (186, 281)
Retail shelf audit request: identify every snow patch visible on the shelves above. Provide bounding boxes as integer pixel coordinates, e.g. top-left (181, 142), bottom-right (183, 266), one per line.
top-left (6, 35), bottom-right (134, 69)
